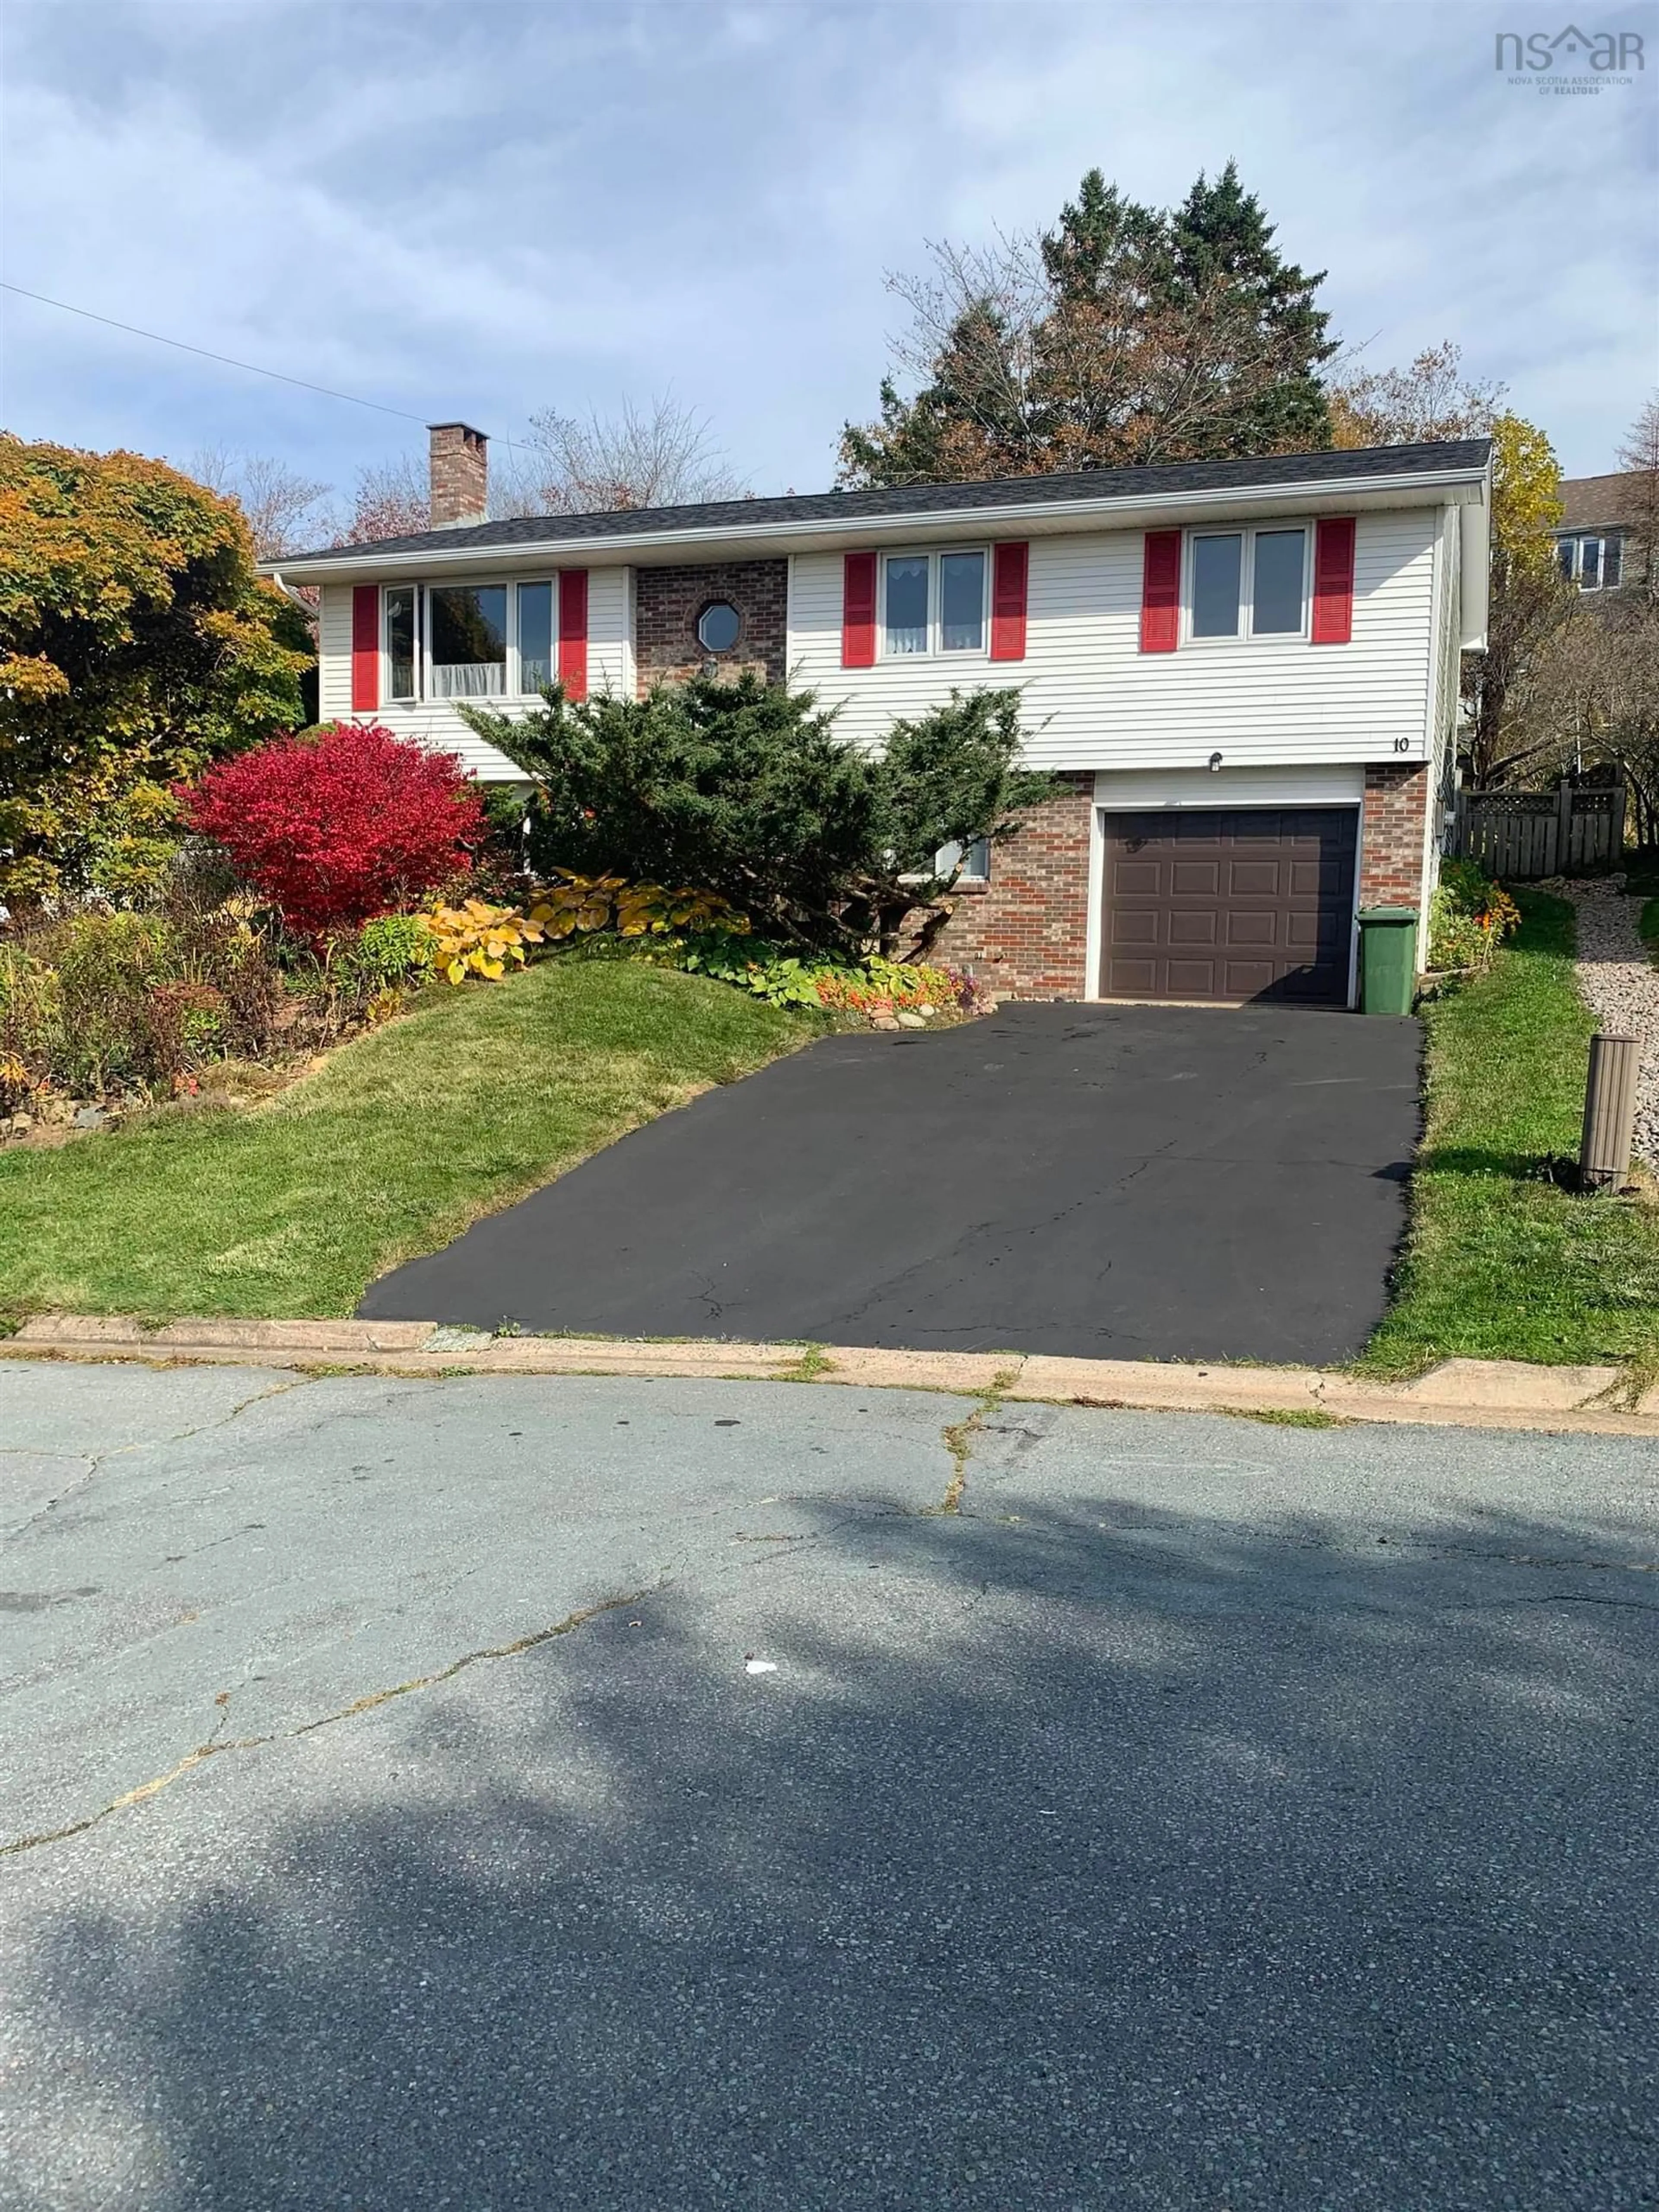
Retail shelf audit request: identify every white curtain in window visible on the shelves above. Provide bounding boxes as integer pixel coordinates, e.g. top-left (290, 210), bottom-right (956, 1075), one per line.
top-left (431, 663), bottom-right (506, 698)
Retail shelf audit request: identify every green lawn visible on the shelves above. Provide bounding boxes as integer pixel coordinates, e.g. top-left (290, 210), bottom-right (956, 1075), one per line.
top-left (1363, 891), bottom-right (1659, 1374)
top-left (0, 958), bottom-right (808, 1321)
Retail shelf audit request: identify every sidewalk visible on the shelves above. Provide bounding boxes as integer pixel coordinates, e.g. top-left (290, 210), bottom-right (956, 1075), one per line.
top-left (4, 1314), bottom-right (1655, 1436)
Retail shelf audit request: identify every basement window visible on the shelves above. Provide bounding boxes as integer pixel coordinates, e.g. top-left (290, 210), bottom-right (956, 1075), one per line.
top-left (936, 837), bottom-right (991, 882)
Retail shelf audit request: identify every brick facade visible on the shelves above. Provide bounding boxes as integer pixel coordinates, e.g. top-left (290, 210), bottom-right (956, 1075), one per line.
top-left (915, 764), bottom-right (1435, 1003)
top-left (1359, 762), bottom-right (1431, 908)
top-left (634, 560), bottom-right (789, 694)
top-left (923, 775), bottom-right (1095, 999)
top-left (427, 423), bottom-right (488, 528)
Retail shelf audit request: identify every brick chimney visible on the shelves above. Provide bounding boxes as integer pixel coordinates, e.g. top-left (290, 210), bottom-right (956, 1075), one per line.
top-left (428, 422), bottom-right (488, 528)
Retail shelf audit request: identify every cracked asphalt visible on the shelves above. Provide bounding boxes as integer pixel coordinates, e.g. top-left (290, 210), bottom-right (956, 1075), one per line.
top-left (3, 1357), bottom-right (1658, 2209)
top-left (359, 1004), bottom-right (1423, 1364)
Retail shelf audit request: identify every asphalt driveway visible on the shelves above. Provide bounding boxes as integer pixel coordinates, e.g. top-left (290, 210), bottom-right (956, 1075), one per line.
top-left (362, 1004), bottom-right (1422, 1364)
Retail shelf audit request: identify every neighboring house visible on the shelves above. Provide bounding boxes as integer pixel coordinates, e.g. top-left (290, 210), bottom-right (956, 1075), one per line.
top-left (1553, 473), bottom-right (1636, 594)
top-left (271, 424), bottom-right (1491, 1008)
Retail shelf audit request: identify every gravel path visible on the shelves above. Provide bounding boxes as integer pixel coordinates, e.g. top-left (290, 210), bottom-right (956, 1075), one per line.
top-left (1544, 873), bottom-right (1659, 1161)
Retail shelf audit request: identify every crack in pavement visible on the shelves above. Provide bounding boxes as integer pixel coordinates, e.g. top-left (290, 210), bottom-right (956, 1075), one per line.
top-left (8, 1377), bottom-right (313, 1542)
top-left (927, 1371), bottom-right (1020, 1517)
top-left (0, 1584), bottom-right (655, 1861)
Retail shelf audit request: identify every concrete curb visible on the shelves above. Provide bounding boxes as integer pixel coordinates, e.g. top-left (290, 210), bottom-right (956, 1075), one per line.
top-left (2, 1316), bottom-right (1654, 1436)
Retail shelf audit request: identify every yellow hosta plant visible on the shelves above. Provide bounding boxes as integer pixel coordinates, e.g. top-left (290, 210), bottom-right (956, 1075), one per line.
top-left (530, 874), bottom-right (626, 939)
top-left (416, 898), bottom-right (547, 984)
top-left (530, 873), bottom-right (749, 940)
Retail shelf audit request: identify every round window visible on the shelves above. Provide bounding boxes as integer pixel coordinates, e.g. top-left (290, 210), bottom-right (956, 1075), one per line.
top-left (696, 601), bottom-right (742, 653)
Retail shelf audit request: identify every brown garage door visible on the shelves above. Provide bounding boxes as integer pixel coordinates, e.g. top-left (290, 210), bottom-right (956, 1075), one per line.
top-left (1100, 808), bottom-right (1357, 1006)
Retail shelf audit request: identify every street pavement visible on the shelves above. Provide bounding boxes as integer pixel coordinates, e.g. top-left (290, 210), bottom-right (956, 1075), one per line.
top-left (2, 1357), bottom-right (1657, 2209)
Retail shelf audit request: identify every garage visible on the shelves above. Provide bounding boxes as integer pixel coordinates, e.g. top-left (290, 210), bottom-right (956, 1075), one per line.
top-left (1100, 807), bottom-right (1358, 1006)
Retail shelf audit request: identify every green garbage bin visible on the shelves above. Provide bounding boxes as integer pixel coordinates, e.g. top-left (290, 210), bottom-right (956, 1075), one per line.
top-left (1357, 906), bottom-right (1419, 1016)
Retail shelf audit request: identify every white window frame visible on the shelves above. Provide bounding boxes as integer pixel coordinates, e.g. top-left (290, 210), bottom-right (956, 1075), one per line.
top-left (877, 547), bottom-right (992, 662)
top-left (935, 836), bottom-right (991, 882)
top-left (512, 579), bottom-right (557, 695)
top-left (382, 583), bottom-right (422, 705)
top-left (381, 579), bottom-right (561, 702)
top-left (1576, 536), bottom-right (1605, 592)
top-left (1182, 522), bottom-right (1312, 646)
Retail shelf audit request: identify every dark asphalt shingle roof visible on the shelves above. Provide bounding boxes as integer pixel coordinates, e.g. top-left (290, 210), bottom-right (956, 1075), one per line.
top-left (281, 438), bottom-right (1492, 567)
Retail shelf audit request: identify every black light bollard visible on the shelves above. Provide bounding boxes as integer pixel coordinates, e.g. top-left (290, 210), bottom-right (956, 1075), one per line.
top-left (1579, 1033), bottom-right (1640, 1190)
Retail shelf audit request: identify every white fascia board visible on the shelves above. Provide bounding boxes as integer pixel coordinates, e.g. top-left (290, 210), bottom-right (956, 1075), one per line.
top-left (267, 464), bottom-right (1492, 584)
top-left (1459, 500), bottom-right (1491, 647)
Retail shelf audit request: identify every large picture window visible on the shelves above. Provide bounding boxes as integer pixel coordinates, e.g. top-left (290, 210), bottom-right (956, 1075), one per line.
top-left (429, 584), bottom-right (507, 698)
top-left (378, 579), bottom-right (562, 700)
top-left (1188, 525), bottom-right (1308, 642)
top-left (881, 549), bottom-right (988, 658)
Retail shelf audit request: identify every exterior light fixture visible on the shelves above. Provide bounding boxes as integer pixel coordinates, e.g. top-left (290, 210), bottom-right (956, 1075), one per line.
top-left (1208, 751), bottom-right (1224, 772)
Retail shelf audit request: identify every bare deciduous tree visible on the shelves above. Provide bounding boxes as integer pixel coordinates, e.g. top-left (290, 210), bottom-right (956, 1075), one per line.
top-left (335, 455), bottom-right (430, 544)
top-left (1325, 341), bottom-right (1506, 450)
top-left (1519, 596), bottom-right (1659, 790)
top-left (510, 395), bottom-right (746, 515)
top-left (1616, 394), bottom-right (1659, 601)
top-left (186, 446), bottom-right (333, 560)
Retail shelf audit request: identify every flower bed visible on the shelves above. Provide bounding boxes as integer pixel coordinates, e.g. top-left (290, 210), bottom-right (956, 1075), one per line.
top-left (1427, 858), bottom-right (1522, 976)
top-left (0, 901), bottom-right (432, 1142)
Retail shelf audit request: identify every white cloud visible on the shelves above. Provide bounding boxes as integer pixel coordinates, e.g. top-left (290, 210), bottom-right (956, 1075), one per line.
top-left (2, 0), bottom-right (1653, 498)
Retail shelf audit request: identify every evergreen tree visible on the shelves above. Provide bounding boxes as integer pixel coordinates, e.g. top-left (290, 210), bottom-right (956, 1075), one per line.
top-left (460, 674), bottom-right (1058, 952)
top-left (1154, 161), bottom-right (1335, 455)
top-left (839, 163), bottom-right (1335, 485)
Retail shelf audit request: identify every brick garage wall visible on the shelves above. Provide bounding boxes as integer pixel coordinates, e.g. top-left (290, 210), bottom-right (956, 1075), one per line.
top-left (1360, 762), bottom-right (1432, 907)
top-left (635, 560), bottom-right (789, 693)
top-left (922, 774), bottom-right (1095, 999)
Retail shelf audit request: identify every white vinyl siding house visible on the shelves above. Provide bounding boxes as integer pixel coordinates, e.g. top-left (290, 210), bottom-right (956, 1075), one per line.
top-left (315, 566), bottom-right (634, 780)
top-left (277, 434), bottom-right (1491, 1006)
top-left (787, 509), bottom-right (1444, 771)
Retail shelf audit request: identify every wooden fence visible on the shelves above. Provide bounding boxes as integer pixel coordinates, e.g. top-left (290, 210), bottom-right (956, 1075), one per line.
top-left (1451, 778), bottom-right (1626, 878)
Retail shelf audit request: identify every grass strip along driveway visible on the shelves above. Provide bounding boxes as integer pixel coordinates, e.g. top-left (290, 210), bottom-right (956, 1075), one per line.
top-left (0, 960), bottom-right (805, 1321)
top-left (1364, 890), bottom-right (1659, 1375)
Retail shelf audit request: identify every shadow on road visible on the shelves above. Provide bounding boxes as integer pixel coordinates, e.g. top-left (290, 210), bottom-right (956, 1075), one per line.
top-left (7, 1486), bottom-right (1658, 2210)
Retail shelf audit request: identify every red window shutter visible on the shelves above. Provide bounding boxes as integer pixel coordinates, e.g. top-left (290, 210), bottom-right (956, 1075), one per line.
top-left (558, 570), bottom-right (589, 700)
top-left (989, 541), bottom-right (1029, 661)
top-left (1139, 532), bottom-right (1181, 652)
top-left (350, 586), bottom-right (379, 711)
top-left (842, 551), bottom-right (877, 668)
top-left (1311, 517), bottom-right (1357, 644)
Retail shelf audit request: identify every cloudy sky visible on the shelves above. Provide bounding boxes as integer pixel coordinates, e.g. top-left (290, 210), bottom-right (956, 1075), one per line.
top-left (3, 0), bottom-right (1655, 506)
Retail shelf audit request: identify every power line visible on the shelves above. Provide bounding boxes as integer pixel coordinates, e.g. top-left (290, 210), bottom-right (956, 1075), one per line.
top-left (1, 280), bottom-right (429, 423)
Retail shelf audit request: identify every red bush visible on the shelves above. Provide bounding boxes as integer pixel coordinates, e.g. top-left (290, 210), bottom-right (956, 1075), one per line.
top-left (181, 722), bottom-right (485, 941)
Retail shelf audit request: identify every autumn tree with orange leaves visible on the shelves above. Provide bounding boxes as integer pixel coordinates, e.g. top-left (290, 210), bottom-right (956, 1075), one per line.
top-left (0, 435), bottom-right (310, 906)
